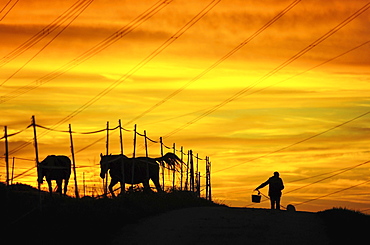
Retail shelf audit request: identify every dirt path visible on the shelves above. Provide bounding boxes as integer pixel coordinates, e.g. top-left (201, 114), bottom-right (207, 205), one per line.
top-left (112, 207), bottom-right (330, 245)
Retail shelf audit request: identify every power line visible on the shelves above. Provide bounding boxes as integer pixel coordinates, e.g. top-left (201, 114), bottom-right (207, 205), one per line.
top-left (67, 0), bottom-right (221, 153)
top-left (34, 40), bottom-right (370, 163)
top-left (135, 39), bottom-right (370, 128)
top-left (0, 0), bottom-right (18, 21)
top-left (295, 178), bottom-right (370, 206)
top-left (4, 1), bottom-right (173, 155)
top-left (162, 1), bottom-right (370, 138)
top-left (53, 0), bottom-right (220, 128)
top-left (213, 110), bottom-right (370, 173)
top-left (9, 0), bottom-right (219, 137)
top-left (288, 163), bottom-right (367, 184)
top-left (0, 0), bottom-right (89, 69)
top-left (124, 0), bottom-right (302, 126)
top-left (257, 2), bottom-right (370, 84)
top-left (34, 123), bottom-right (125, 135)
top-left (285, 160), bottom-right (370, 195)
top-left (167, 40), bottom-right (370, 129)
top-left (222, 157), bottom-right (370, 196)
top-left (0, 123), bottom-right (32, 140)
top-left (0, 0), bottom-right (94, 86)
top-left (12, 165), bottom-right (36, 180)
top-left (0, 0), bottom-right (12, 13)
top-left (0, 0), bottom-right (171, 100)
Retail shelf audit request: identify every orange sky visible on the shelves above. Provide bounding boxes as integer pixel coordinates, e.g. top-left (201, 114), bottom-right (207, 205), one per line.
top-left (1, 0), bottom-right (370, 212)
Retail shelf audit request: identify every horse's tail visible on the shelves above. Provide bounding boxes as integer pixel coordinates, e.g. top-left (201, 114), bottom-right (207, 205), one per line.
top-left (156, 153), bottom-right (183, 169)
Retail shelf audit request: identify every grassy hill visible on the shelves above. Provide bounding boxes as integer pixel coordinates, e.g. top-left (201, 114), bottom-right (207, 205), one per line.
top-left (1, 183), bottom-right (219, 245)
top-left (3, 183), bottom-right (369, 245)
top-left (318, 207), bottom-right (370, 244)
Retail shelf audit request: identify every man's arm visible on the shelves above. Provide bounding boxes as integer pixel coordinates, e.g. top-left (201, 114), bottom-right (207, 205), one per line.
top-left (255, 179), bottom-right (270, 190)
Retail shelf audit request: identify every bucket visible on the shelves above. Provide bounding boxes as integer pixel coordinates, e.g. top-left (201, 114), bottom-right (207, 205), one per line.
top-left (252, 193), bottom-right (261, 203)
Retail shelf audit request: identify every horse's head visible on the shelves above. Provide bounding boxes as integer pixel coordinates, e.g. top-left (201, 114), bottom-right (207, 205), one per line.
top-left (100, 153), bottom-right (129, 178)
top-left (37, 159), bottom-right (45, 184)
top-left (100, 153), bottom-right (110, 179)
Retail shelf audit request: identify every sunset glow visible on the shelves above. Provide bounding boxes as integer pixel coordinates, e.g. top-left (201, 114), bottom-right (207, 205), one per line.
top-left (1, 0), bottom-right (369, 212)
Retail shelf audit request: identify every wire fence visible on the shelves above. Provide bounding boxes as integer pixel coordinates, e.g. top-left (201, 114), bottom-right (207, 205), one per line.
top-left (1, 115), bottom-right (212, 200)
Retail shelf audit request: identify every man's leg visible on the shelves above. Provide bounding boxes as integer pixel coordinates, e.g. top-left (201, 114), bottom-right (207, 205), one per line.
top-left (276, 196), bottom-right (281, 210)
top-left (270, 196), bottom-right (276, 209)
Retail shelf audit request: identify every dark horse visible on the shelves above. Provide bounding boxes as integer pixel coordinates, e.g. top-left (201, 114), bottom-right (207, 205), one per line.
top-left (100, 153), bottom-right (182, 197)
top-left (37, 155), bottom-right (71, 195)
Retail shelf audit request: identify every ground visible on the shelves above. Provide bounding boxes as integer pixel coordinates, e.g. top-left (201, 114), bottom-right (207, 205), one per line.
top-left (112, 206), bottom-right (330, 245)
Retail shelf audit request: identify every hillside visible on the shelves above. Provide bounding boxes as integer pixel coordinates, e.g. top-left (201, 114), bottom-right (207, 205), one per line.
top-left (2, 183), bottom-right (369, 245)
top-left (1, 183), bottom-right (218, 245)
top-left (113, 206), bottom-right (370, 245)
top-left (112, 206), bottom-right (329, 245)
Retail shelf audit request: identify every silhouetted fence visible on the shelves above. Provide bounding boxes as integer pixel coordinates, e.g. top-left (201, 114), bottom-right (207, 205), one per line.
top-left (1, 115), bottom-right (212, 200)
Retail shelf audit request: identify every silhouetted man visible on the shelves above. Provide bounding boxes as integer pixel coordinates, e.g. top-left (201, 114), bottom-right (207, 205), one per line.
top-left (255, 172), bottom-right (284, 210)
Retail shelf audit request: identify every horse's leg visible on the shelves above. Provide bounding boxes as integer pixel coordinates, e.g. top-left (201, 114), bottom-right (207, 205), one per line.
top-left (56, 179), bottom-right (63, 195)
top-left (142, 178), bottom-right (151, 192)
top-left (151, 166), bottom-right (163, 192)
top-left (119, 180), bottom-right (125, 196)
top-left (151, 176), bottom-right (163, 192)
top-left (64, 178), bottom-right (69, 196)
top-left (109, 178), bottom-right (119, 198)
top-left (47, 179), bottom-right (53, 196)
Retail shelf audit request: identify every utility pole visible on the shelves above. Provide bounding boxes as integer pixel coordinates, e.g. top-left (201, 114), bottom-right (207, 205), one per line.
top-left (180, 146), bottom-right (184, 190)
top-left (172, 143), bottom-right (176, 189)
top-left (119, 119), bottom-right (124, 155)
top-left (4, 126), bottom-right (9, 186)
top-left (144, 130), bottom-right (149, 180)
top-left (31, 116), bottom-right (40, 189)
top-left (189, 150), bottom-right (194, 192)
top-left (160, 137), bottom-right (164, 190)
top-left (69, 124), bottom-right (79, 198)
top-left (11, 157), bottom-right (15, 185)
top-left (208, 158), bottom-right (212, 201)
top-left (104, 121), bottom-right (109, 196)
top-left (206, 156), bottom-right (210, 200)
top-left (132, 124), bottom-right (137, 190)
top-left (106, 121), bottom-right (109, 155)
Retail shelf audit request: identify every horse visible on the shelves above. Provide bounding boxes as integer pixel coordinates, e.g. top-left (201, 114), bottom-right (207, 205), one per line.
top-left (37, 155), bottom-right (71, 196)
top-left (99, 152), bottom-right (182, 197)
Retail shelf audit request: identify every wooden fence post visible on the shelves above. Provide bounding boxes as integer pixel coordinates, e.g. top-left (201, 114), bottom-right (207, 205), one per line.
top-left (172, 143), bottom-right (176, 189)
top-left (144, 130), bottom-right (149, 181)
top-left (31, 116), bottom-right (40, 189)
top-left (4, 126), bottom-right (9, 186)
top-left (208, 158), bottom-right (212, 201)
top-left (83, 172), bottom-right (86, 197)
top-left (189, 150), bottom-right (194, 192)
top-left (119, 119), bottom-right (124, 155)
top-left (69, 124), bottom-right (79, 198)
top-left (120, 155), bottom-right (125, 194)
top-left (160, 137), bottom-right (164, 190)
top-left (132, 124), bottom-right (137, 190)
top-left (104, 121), bottom-right (109, 196)
top-left (185, 150), bottom-right (189, 191)
top-left (197, 171), bottom-right (201, 197)
top-left (196, 153), bottom-right (199, 194)
top-left (180, 146), bottom-right (184, 190)
top-left (206, 156), bottom-right (209, 200)
top-left (196, 153), bottom-right (199, 180)
top-left (31, 115), bottom-right (44, 211)
top-left (119, 120), bottom-right (125, 194)
top-left (106, 121), bottom-right (109, 155)
top-left (11, 157), bottom-right (15, 185)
